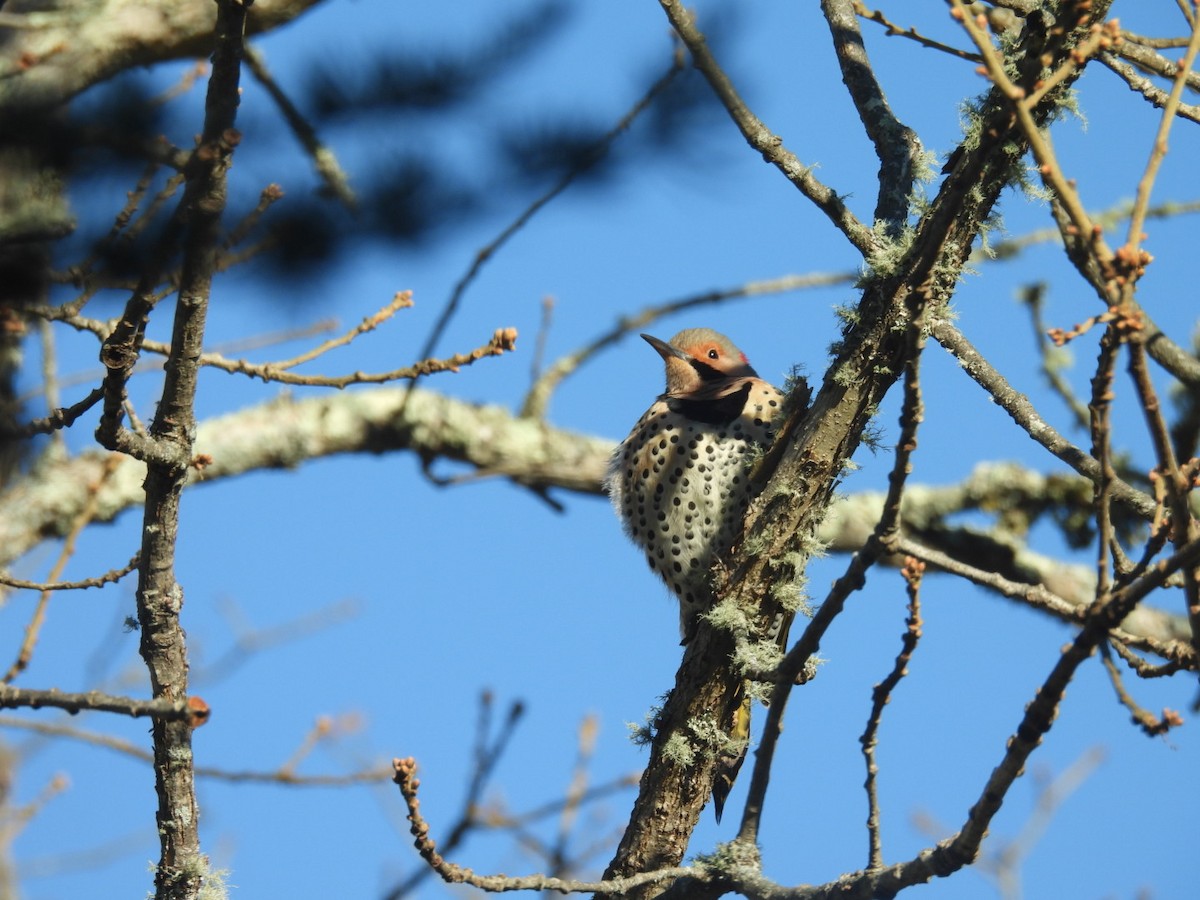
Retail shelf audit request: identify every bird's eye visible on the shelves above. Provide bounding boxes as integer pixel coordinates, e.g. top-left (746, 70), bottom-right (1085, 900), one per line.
top-left (707, 348), bottom-right (719, 360)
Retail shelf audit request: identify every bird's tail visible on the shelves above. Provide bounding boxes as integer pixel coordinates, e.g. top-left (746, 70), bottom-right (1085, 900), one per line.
top-left (712, 685), bottom-right (753, 823)
top-left (712, 606), bottom-right (799, 822)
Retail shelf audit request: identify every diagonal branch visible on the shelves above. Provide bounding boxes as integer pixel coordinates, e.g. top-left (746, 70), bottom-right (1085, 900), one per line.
top-left (930, 317), bottom-right (1156, 520)
top-left (822, 0), bottom-right (922, 228)
top-left (657, 0), bottom-right (876, 257)
top-left (416, 48), bottom-right (685, 364)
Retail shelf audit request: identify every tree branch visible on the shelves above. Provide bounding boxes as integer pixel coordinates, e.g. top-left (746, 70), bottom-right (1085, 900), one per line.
top-left (822, 0), bottom-right (922, 229)
top-left (0, 0), bottom-right (322, 113)
top-left (657, 0), bottom-right (877, 257)
top-left (0, 684), bottom-right (199, 720)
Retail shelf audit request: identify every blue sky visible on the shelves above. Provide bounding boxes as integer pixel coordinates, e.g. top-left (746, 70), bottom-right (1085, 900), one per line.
top-left (5, 2), bottom-right (1198, 898)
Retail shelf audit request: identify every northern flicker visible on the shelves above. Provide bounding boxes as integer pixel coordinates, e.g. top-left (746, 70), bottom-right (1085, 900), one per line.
top-left (606, 328), bottom-right (807, 821)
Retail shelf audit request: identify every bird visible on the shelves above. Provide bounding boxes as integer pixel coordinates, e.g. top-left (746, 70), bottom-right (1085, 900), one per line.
top-left (606, 328), bottom-right (806, 821)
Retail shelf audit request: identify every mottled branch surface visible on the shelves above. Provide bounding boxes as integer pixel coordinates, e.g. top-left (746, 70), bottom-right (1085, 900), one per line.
top-left (0, 387), bottom-right (612, 567)
top-left (0, 0), bottom-right (322, 113)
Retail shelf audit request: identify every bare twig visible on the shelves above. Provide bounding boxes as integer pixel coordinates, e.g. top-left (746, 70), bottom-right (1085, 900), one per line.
top-left (823, 0), bottom-right (921, 227)
top-left (3, 455), bottom-right (121, 683)
top-left (1101, 51), bottom-right (1200, 125)
top-left (257, 290), bottom-right (413, 371)
top-left (1125, 14), bottom-right (1200, 256)
top-left (657, 0), bottom-right (876, 256)
top-left (853, 1), bottom-right (982, 62)
top-left (384, 693), bottom-right (526, 900)
top-left (860, 559), bottom-right (924, 870)
top-left (0, 686), bottom-right (197, 721)
top-left (220, 182), bottom-right (285, 252)
top-left (1098, 645), bottom-right (1184, 736)
top-left (1087, 327), bottom-right (1121, 597)
top-left (1113, 26), bottom-right (1200, 90)
top-left (1127, 343), bottom-right (1200, 659)
top-left (930, 317), bottom-right (1156, 520)
top-left (196, 325), bottom-right (518, 388)
top-left (0, 715), bottom-right (391, 784)
top-left (521, 271), bottom-right (853, 419)
top-left (245, 45), bottom-right (356, 208)
top-left (9, 386), bottom-right (103, 437)
top-left (416, 49), bottom-right (685, 365)
top-left (1018, 283), bottom-right (1090, 430)
top-left (0, 553), bottom-right (139, 592)
top-left (392, 757), bottom-right (691, 894)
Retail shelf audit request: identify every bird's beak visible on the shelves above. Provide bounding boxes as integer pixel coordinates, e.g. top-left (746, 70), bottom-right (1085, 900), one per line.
top-left (641, 333), bottom-right (690, 362)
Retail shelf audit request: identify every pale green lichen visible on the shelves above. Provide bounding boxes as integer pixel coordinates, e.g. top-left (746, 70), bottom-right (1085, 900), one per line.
top-left (662, 731), bottom-right (697, 767)
top-left (704, 596), bottom-right (751, 635)
top-left (686, 713), bottom-right (737, 759)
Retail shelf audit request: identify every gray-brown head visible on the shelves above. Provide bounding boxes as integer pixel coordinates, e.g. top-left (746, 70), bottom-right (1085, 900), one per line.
top-left (641, 328), bottom-right (759, 397)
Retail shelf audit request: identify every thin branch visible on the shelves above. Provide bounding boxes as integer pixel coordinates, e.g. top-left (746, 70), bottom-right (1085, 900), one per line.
top-left (1018, 283), bottom-right (1090, 431)
top-left (244, 45), bottom-right (356, 208)
top-left (220, 181), bottom-right (286, 252)
top-left (896, 536), bottom-right (1195, 670)
top-left (853, 1), bottom-right (982, 62)
top-left (1127, 343), bottom-right (1200, 659)
top-left (1098, 645), bottom-right (1184, 736)
top-left (930, 317), bottom-right (1156, 520)
top-left (738, 301), bottom-right (928, 846)
top-left (260, 290), bottom-right (412, 371)
top-left (950, 2), bottom-right (1119, 292)
top-left (391, 757), bottom-right (691, 895)
top-left (657, 0), bottom-right (876, 256)
top-left (0, 715), bottom-right (391, 784)
top-left (194, 325), bottom-right (518, 388)
top-left (17, 316), bottom-right (342, 401)
top-left (416, 48), bottom-right (685, 364)
top-left (1101, 51), bottom-right (1200, 125)
top-left (8, 386), bottom-right (104, 437)
top-left (384, 693), bottom-right (526, 900)
top-left (1087, 327), bottom-right (1121, 598)
top-left (3, 455), bottom-right (121, 683)
top-left (860, 560), bottom-right (924, 871)
top-left (816, 538), bottom-right (1200, 898)
top-left (1108, 635), bottom-right (1186, 678)
top-left (1175, 0), bottom-right (1197, 29)
top-left (0, 686), bottom-right (196, 721)
top-left (0, 553), bottom-right (139, 592)
top-left (822, 0), bottom-right (921, 227)
top-left (1113, 27), bottom-right (1200, 91)
top-left (1125, 13), bottom-right (1200, 255)
top-left (521, 271), bottom-right (854, 419)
